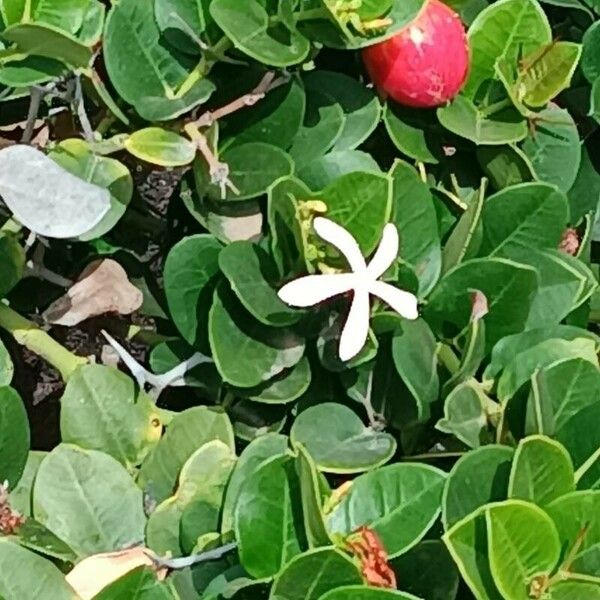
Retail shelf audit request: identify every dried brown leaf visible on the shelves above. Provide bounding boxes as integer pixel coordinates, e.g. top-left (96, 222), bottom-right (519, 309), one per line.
top-left (43, 259), bottom-right (143, 326)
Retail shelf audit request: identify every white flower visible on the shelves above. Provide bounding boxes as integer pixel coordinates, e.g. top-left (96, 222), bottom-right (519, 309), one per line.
top-left (278, 217), bottom-right (419, 362)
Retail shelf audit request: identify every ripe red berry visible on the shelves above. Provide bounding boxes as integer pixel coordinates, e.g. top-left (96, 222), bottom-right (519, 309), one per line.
top-left (362, 0), bottom-right (470, 108)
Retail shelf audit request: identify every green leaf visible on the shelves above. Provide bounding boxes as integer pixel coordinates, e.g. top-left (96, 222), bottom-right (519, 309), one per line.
top-left (0, 540), bottom-right (77, 600)
top-left (476, 146), bottom-right (535, 190)
top-left (164, 234), bottom-right (222, 351)
top-left (443, 508), bottom-right (503, 600)
top-left (48, 139), bottom-right (133, 241)
top-left (2, 22), bottom-right (93, 67)
top-left (3, 0), bottom-right (90, 33)
top-left (0, 386), bottom-right (29, 488)
top-left (568, 148), bottom-right (600, 224)
top-left (518, 42), bottom-right (582, 107)
top-left (200, 142), bottom-right (294, 201)
top-left (391, 540), bottom-right (459, 600)
top-left (582, 21), bottom-right (600, 84)
top-left (138, 406), bottom-right (234, 504)
top-left (521, 106), bottom-right (581, 193)
top-left (104, 0), bottom-right (214, 120)
top-left (230, 400), bottom-right (288, 442)
top-left (508, 435), bottom-right (575, 506)
top-left (270, 547), bottom-right (362, 600)
top-left (219, 241), bottom-right (301, 327)
top-left (0, 145), bottom-right (111, 239)
top-left (288, 88), bottom-right (345, 169)
top-left (77, 0), bottom-right (105, 46)
top-left (390, 160), bottom-right (441, 296)
top-left (496, 337), bottom-right (598, 402)
top-left (290, 403), bottom-right (396, 473)
top-left (437, 96), bottom-right (528, 145)
top-left (15, 517), bottom-right (77, 564)
top-left (436, 381), bottom-right (493, 449)
top-left (209, 282), bottom-right (305, 388)
top-left (391, 319), bottom-right (439, 422)
top-left (546, 491), bottom-right (600, 576)
top-left (442, 445), bottom-right (514, 530)
top-left (319, 588), bottom-right (421, 600)
top-left (486, 500), bottom-right (561, 600)
top-left (425, 257), bottom-right (539, 351)
top-left (60, 365), bottom-right (162, 469)
top-left (92, 566), bottom-right (174, 599)
top-left (303, 70), bottom-right (380, 151)
top-left (295, 443), bottom-right (331, 548)
top-left (154, 0), bottom-right (220, 53)
top-left (209, 0), bottom-right (310, 66)
top-left (235, 455), bottom-right (304, 578)
top-left (33, 444), bottom-right (146, 557)
top-left (383, 103), bottom-right (441, 164)
top-left (0, 56), bottom-right (66, 87)
top-left (221, 433), bottom-right (288, 536)
top-left (234, 357), bottom-right (311, 404)
top-left (124, 128), bottom-right (196, 167)
top-left (525, 358), bottom-right (600, 437)
top-left (550, 582), bottom-right (600, 600)
top-left (9, 450), bottom-right (45, 517)
top-left (0, 233), bottom-right (25, 297)
top-left (326, 463), bottom-right (446, 558)
top-left (146, 440), bottom-right (235, 556)
top-left (318, 171), bottom-right (392, 255)
top-left (298, 150), bottom-right (380, 191)
top-left (464, 0), bottom-right (551, 98)
top-left (479, 183), bottom-right (569, 257)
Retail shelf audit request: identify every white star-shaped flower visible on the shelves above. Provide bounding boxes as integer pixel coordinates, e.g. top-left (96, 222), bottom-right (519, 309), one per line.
top-left (278, 217), bottom-right (419, 362)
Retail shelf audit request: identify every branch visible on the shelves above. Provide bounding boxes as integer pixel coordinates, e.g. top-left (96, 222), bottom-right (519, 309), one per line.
top-left (145, 542), bottom-right (237, 571)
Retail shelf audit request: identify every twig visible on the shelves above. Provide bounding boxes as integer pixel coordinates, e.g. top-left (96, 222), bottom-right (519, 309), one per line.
top-left (21, 86), bottom-right (45, 143)
top-left (72, 76), bottom-right (95, 142)
top-left (145, 542), bottom-right (237, 571)
top-left (194, 71), bottom-right (289, 127)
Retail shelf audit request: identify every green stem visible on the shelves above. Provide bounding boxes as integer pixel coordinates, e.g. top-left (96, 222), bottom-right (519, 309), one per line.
top-left (575, 446), bottom-right (600, 484)
top-left (437, 343), bottom-right (460, 375)
top-left (402, 451), bottom-right (465, 460)
top-left (0, 303), bottom-right (88, 381)
top-left (479, 98), bottom-right (513, 118)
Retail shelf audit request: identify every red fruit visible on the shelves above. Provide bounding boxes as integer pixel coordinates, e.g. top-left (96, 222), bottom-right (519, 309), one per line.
top-left (362, 0), bottom-right (470, 108)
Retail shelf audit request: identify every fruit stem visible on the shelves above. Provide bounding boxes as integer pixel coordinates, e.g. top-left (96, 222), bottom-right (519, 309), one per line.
top-left (0, 303), bottom-right (88, 381)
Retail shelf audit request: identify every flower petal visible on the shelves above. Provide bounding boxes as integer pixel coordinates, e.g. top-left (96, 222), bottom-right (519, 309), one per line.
top-left (370, 281), bottom-right (419, 320)
top-left (313, 217), bottom-right (366, 273)
top-left (367, 223), bottom-right (399, 279)
top-left (278, 273), bottom-right (356, 307)
top-left (339, 288), bottom-right (371, 362)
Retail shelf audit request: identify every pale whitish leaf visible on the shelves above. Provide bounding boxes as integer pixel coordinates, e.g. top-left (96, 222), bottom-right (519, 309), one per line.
top-left (0, 145), bottom-right (110, 238)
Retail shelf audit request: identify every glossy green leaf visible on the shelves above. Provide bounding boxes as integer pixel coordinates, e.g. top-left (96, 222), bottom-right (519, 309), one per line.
top-left (209, 282), bottom-right (305, 388)
top-left (221, 433), bottom-right (288, 536)
top-left (33, 444), bottom-right (146, 557)
top-left (479, 183), bottom-right (569, 257)
top-left (437, 96), bottom-right (528, 145)
top-left (443, 508), bottom-right (503, 600)
top-left (125, 128), bottom-right (196, 167)
top-left (0, 56), bottom-right (66, 87)
top-left (508, 435), bottom-right (575, 506)
top-left (0, 233), bottom-right (25, 297)
top-left (295, 443), bottom-right (331, 548)
top-left (465, 0), bottom-right (551, 98)
top-left (436, 381), bottom-right (493, 449)
top-left (326, 463), bottom-right (446, 557)
top-left (568, 148), bottom-right (600, 224)
top-left (9, 451), bottom-right (45, 517)
top-left (92, 566), bottom-right (174, 599)
top-left (390, 160), bottom-right (441, 296)
top-left (319, 588), bottom-right (420, 600)
top-left (486, 500), bottom-right (561, 600)
top-left (2, 0), bottom-right (90, 33)
top-left (425, 257), bottom-right (539, 351)
top-left (138, 406), bottom-right (234, 504)
top-left (235, 455), bottom-right (303, 578)
top-left (164, 234), bottom-right (222, 349)
top-left (442, 445), bottom-right (514, 529)
top-left (209, 0), bottom-right (310, 66)
top-left (146, 440), bottom-right (235, 555)
top-left (290, 403), bottom-right (396, 473)
top-left (49, 139), bottom-right (133, 241)
top-left (219, 241), bottom-right (301, 326)
top-left (0, 540), bottom-right (77, 600)
top-left (476, 146), bottom-right (535, 190)
top-left (391, 319), bottom-right (439, 422)
top-left (0, 386), bottom-right (29, 488)
top-left (270, 547), bottom-right (362, 600)
top-left (582, 21), bottom-right (600, 84)
top-left (60, 365), bottom-right (161, 469)
top-left (303, 70), bottom-right (380, 151)
top-left (521, 106), bottom-right (581, 193)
